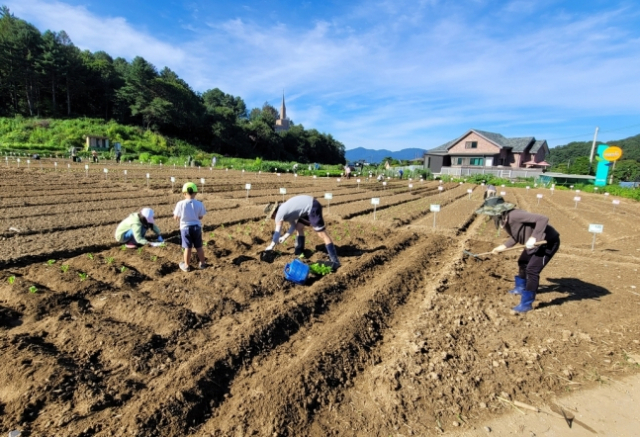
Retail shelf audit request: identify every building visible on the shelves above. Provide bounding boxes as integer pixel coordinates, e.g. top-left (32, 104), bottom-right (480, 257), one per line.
top-left (274, 93), bottom-right (291, 133)
top-left (425, 129), bottom-right (550, 174)
top-left (85, 135), bottom-right (109, 151)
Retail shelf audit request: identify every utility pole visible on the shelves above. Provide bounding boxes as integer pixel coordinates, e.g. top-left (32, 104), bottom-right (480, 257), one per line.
top-left (588, 126), bottom-right (599, 175)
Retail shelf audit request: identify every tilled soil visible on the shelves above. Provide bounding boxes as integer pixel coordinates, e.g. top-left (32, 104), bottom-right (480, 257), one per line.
top-left (1, 161), bottom-right (639, 436)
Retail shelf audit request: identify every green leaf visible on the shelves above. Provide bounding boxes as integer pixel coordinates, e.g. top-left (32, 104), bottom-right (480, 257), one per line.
top-left (309, 263), bottom-right (333, 276)
top-left (29, 285), bottom-right (38, 294)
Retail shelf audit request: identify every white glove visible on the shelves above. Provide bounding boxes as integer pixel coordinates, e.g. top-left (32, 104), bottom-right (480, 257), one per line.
top-left (265, 242), bottom-right (276, 251)
top-left (492, 245), bottom-right (507, 254)
top-left (278, 233), bottom-right (291, 244)
top-left (525, 237), bottom-right (536, 249)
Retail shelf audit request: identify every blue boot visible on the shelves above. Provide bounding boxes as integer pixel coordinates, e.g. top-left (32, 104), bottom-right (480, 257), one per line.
top-left (513, 291), bottom-right (535, 313)
top-left (326, 243), bottom-right (341, 269)
top-left (508, 276), bottom-right (526, 295)
top-left (294, 236), bottom-right (305, 256)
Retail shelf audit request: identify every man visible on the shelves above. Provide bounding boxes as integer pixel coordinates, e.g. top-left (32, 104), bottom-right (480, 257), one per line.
top-left (264, 195), bottom-right (341, 268)
top-left (475, 196), bottom-right (560, 313)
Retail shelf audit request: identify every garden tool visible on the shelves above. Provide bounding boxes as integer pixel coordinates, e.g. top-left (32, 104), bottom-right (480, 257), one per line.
top-left (463, 240), bottom-right (547, 260)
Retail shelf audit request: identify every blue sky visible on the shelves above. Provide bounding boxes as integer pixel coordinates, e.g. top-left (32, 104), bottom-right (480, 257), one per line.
top-left (7, 0), bottom-right (640, 151)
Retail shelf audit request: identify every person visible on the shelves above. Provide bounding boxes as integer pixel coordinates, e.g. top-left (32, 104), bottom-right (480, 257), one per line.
top-left (91, 150), bottom-right (98, 163)
top-left (70, 147), bottom-right (77, 162)
top-left (115, 150), bottom-right (122, 163)
top-left (475, 196), bottom-right (561, 313)
top-left (484, 184), bottom-right (497, 199)
top-left (174, 182), bottom-right (207, 272)
top-left (115, 208), bottom-right (163, 248)
top-left (211, 156), bottom-right (217, 167)
top-left (344, 165), bottom-right (351, 179)
top-left (398, 169), bottom-right (404, 179)
top-left (263, 195), bottom-right (340, 268)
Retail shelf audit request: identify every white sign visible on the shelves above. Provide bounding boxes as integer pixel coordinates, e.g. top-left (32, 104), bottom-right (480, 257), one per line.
top-left (313, 175), bottom-right (317, 179)
top-left (201, 178), bottom-right (205, 184)
top-left (85, 164), bottom-right (89, 170)
top-left (336, 178), bottom-right (341, 182)
top-left (245, 183), bottom-right (251, 190)
top-left (383, 182), bottom-right (387, 186)
top-left (604, 192), bottom-right (610, 196)
top-left (430, 204), bottom-right (441, 212)
top-left (103, 168), bottom-right (108, 173)
top-left (575, 189), bottom-right (581, 193)
top-left (171, 177), bottom-right (175, 183)
top-left (324, 193), bottom-right (333, 200)
top-left (588, 224), bottom-right (604, 233)
top-left (123, 170), bottom-right (127, 175)
top-left (146, 173), bottom-right (150, 179)
top-left (536, 194), bottom-right (543, 199)
top-left (409, 184), bottom-right (413, 188)
top-left (574, 196), bottom-right (581, 202)
top-left (438, 186), bottom-right (444, 191)
top-left (500, 191), bottom-right (506, 196)
top-left (356, 179), bottom-right (361, 183)
top-left (612, 199), bottom-right (620, 205)
top-left (371, 198), bottom-right (380, 205)
top-left (526, 186), bottom-right (530, 190)
top-left (280, 188), bottom-right (287, 194)
top-left (467, 189), bottom-right (473, 193)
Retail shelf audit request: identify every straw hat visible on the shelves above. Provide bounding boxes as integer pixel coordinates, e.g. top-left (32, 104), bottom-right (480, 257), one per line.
top-left (475, 196), bottom-right (515, 216)
top-left (264, 201), bottom-right (279, 220)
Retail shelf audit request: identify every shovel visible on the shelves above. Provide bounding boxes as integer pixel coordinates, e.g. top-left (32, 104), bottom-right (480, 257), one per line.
top-left (463, 240), bottom-right (547, 259)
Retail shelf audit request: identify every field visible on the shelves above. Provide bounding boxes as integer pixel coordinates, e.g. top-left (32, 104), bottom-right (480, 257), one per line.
top-left (1, 159), bottom-right (639, 436)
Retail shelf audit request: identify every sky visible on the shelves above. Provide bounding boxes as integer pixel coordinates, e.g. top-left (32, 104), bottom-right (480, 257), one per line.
top-left (6, 0), bottom-right (640, 151)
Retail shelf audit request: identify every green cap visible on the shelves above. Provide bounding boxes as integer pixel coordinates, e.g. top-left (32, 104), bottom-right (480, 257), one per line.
top-left (182, 182), bottom-right (198, 193)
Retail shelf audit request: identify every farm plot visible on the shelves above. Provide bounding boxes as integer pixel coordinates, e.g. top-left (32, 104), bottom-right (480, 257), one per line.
top-left (0, 166), bottom-right (639, 437)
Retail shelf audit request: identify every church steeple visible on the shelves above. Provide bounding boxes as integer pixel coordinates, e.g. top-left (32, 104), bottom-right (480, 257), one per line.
top-left (280, 91), bottom-right (286, 121)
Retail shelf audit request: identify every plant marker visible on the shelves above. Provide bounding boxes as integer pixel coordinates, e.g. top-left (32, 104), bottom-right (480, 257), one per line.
top-left (501, 184), bottom-right (505, 188)
top-left (371, 197), bottom-right (380, 220)
top-left (336, 178), bottom-right (341, 185)
top-left (500, 191), bottom-right (506, 196)
top-left (467, 188), bottom-right (473, 199)
top-left (573, 196), bottom-right (581, 209)
top-left (85, 164), bottom-right (89, 177)
top-left (5, 157), bottom-right (8, 167)
top-left (576, 189), bottom-right (581, 193)
top-left (430, 204), bottom-right (440, 228)
top-left (103, 167), bottom-right (108, 179)
top-left (409, 183), bottom-right (413, 192)
top-left (27, 159), bottom-right (30, 169)
top-left (612, 199), bottom-right (620, 212)
top-left (550, 187), bottom-right (554, 195)
top-left (16, 158), bottom-right (20, 167)
top-left (588, 224), bottom-right (603, 251)
top-left (357, 178), bottom-right (361, 189)
top-left (146, 173), bottom-right (150, 188)
top-left (201, 177), bottom-right (206, 192)
top-left (383, 181), bottom-right (387, 190)
top-left (245, 183), bottom-right (251, 199)
top-left (604, 192), bottom-right (609, 196)
top-left (171, 176), bottom-right (175, 190)
top-left (123, 169), bottom-right (127, 182)
top-left (54, 161), bottom-right (58, 171)
top-left (325, 192), bottom-right (333, 213)
top-left (526, 185), bottom-right (530, 192)
top-left (536, 193), bottom-right (543, 205)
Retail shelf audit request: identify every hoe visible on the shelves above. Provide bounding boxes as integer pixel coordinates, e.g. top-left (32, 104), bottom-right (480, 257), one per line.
top-left (463, 240), bottom-right (547, 260)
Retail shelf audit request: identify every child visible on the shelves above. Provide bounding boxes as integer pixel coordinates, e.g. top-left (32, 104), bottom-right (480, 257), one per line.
top-left (115, 208), bottom-right (163, 248)
top-left (174, 182), bottom-right (207, 271)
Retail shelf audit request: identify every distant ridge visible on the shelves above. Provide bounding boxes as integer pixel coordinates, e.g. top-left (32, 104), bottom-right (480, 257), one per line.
top-left (345, 147), bottom-right (427, 163)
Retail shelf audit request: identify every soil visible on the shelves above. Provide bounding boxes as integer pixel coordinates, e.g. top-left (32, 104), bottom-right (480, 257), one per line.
top-left (1, 161), bottom-right (639, 436)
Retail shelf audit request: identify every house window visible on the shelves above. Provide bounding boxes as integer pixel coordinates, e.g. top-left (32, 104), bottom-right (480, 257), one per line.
top-left (456, 157), bottom-right (465, 165)
top-left (470, 158), bottom-right (484, 166)
top-left (465, 141), bottom-right (478, 149)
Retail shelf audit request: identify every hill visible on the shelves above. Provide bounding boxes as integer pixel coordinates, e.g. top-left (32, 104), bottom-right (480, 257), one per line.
top-left (346, 147), bottom-right (427, 164)
top-left (548, 133), bottom-right (640, 165)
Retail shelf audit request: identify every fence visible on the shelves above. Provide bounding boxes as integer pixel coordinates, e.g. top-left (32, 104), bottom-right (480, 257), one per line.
top-left (437, 166), bottom-right (543, 179)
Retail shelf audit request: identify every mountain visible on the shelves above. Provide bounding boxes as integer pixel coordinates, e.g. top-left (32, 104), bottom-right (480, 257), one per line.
top-left (345, 147), bottom-right (427, 164)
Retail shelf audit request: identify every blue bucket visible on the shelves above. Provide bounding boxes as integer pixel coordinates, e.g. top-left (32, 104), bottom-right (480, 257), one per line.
top-left (284, 259), bottom-right (309, 285)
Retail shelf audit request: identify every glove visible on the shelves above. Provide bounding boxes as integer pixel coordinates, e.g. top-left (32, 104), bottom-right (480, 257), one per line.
top-left (278, 233), bottom-right (291, 244)
top-left (525, 237), bottom-right (536, 249)
top-left (492, 245), bottom-right (507, 254)
top-left (265, 242), bottom-right (276, 251)
top-left (157, 235), bottom-right (164, 242)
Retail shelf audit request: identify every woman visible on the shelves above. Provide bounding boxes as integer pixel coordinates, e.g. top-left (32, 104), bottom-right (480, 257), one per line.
top-left (475, 196), bottom-right (560, 313)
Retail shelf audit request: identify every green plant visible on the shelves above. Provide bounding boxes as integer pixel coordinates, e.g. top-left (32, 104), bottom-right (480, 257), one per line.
top-left (78, 272), bottom-right (88, 281)
top-left (150, 255), bottom-right (158, 262)
top-left (60, 264), bottom-right (69, 273)
top-left (8, 276), bottom-right (16, 285)
top-left (46, 259), bottom-right (56, 266)
top-left (120, 266), bottom-right (127, 273)
top-left (120, 245), bottom-right (127, 251)
top-left (28, 285), bottom-right (38, 294)
top-left (158, 242), bottom-right (166, 248)
top-left (106, 257), bottom-right (115, 264)
top-left (86, 253), bottom-right (94, 260)
top-left (309, 263), bottom-right (333, 276)
top-left (137, 247), bottom-right (144, 254)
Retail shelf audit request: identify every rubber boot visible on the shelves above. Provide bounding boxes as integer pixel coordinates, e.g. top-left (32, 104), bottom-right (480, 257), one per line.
top-left (508, 276), bottom-right (526, 295)
top-left (512, 290), bottom-right (535, 313)
top-left (294, 236), bottom-right (305, 256)
top-left (326, 243), bottom-right (341, 269)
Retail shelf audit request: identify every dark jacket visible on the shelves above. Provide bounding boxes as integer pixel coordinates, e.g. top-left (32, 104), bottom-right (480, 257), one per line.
top-left (502, 209), bottom-right (560, 253)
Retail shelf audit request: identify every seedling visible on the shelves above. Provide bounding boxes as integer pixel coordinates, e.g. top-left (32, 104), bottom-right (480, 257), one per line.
top-left (46, 259), bottom-right (56, 266)
top-left (7, 276), bottom-right (16, 285)
top-left (86, 253), bottom-right (94, 260)
top-left (137, 247), bottom-right (144, 254)
top-left (28, 285), bottom-right (38, 294)
top-left (150, 255), bottom-right (158, 262)
top-left (106, 257), bottom-right (115, 264)
top-left (309, 263), bottom-right (333, 276)
top-left (78, 272), bottom-right (88, 281)
top-left (209, 232), bottom-right (215, 238)
top-left (60, 264), bottom-right (69, 273)
top-left (158, 242), bottom-right (166, 248)
top-left (203, 241), bottom-right (208, 247)
top-left (120, 266), bottom-right (128, 273)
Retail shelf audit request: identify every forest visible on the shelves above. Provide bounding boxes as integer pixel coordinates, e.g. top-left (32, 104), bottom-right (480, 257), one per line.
top-left (0, 6), bottom-right (345, 164)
